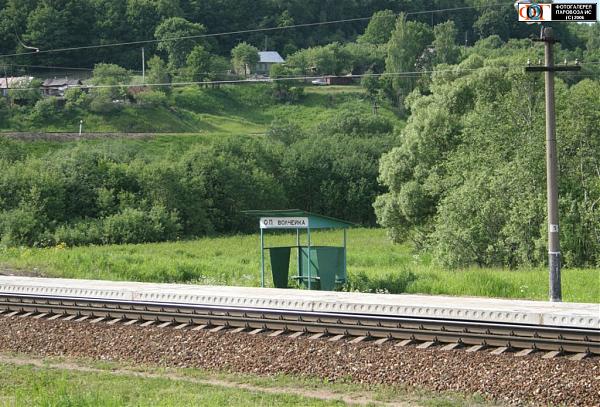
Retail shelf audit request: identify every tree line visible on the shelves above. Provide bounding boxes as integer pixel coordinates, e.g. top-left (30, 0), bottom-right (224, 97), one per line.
top-left (0, 106), bottom-right (396, 247)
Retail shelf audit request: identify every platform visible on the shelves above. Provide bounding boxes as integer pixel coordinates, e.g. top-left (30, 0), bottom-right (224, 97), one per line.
top-left (0, 276), bottom-right (597, 329)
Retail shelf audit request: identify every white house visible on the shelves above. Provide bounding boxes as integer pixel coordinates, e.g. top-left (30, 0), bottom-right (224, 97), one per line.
top-left (254, 51), bottom-right (285, 75)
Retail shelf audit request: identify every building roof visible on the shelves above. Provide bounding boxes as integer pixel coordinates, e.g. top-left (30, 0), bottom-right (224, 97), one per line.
top-left (42, 78), bottom-right (82, 87)
top-left (0, 76), bottom-right (33, 89)
top-left (243, 209), bottom-right (354, 229)
top-left (258, 51), bottom-right (285, 64)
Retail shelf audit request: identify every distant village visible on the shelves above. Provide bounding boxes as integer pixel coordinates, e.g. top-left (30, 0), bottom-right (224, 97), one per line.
top-left (0, 50), bottom-right (356, 107)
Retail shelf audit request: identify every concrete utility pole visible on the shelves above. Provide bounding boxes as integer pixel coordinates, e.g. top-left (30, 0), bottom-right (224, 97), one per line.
top-left (525, 27), bottom-right (580, 302)
top-left (142, 47), bottom-right (146, 84)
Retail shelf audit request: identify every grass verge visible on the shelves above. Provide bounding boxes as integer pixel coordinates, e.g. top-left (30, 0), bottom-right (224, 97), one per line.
top-left (0, 353), bottom-right (493, 407)
top-left (1, 228), bottom-right (597, 303)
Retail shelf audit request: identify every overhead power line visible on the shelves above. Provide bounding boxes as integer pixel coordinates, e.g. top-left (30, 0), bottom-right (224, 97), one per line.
top-left (0, 3), bottom-right (511, 59)
top-left (9, 61), bottom-right (595, 92)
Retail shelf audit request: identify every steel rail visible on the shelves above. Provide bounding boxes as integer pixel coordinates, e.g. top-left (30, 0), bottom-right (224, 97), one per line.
top-left (1, 293), bottom-right (598, 355)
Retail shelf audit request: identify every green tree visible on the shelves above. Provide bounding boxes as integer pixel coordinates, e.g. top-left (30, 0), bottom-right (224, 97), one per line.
top-left (126, 0), bottom-right (182, 40)
top-left (146, 56), bottom-right (171, 91)
top-left (433, 21), bottom-right (460, 65)
top-left (155, 17), bottom-right (206, 70)
top-left (358, 10), bottom-right (396, 45)
top-left (186, 45), bottom-right (212, 82)
top-left (89, 63), bottom-right (131, 101)
top-left (384, 13), bottom-right (433, 108)
top-left (231, 42), bottom-right (260, 76)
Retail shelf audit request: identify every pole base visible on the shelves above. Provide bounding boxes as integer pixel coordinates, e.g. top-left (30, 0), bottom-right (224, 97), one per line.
top-left (549, 252), bottom-right (561, 302)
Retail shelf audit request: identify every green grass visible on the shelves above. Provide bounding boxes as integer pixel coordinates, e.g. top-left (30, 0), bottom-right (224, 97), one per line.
top-left (0, 363), bottom-right (345, 406)
top-left (0, 355), bottom-right (493, 407)
top-left (1, 84), bottom-right (395, 137)
top-left (1, 228), bottom-right (598, 303)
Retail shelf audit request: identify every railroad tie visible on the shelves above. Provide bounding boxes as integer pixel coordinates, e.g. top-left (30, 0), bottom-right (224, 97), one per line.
top-left (514, 348), bottom-right (537, 357)
top-left (541, 350), bottom-right (562, 359)
top-left (309, 332), bottom-right (326, 340)
top-left (440, 343), bottom-right (462, 351)
top-left (570, 352), bottom-right (590, 361)
top-left (157, 321), bottom-right (172, 329)
top-left (396, 339), bottom-right (414, 347)
top-left (90, 317), bottom-right (105, 324)
top-left (350, 336), bottom-right (368, 344)
top-left (465, 345), bottom-right (486, 353)
top-left (230, 327), bottom-right (247, 334)
top-left (268, 330), bottom-right (285, 337)
top-left (374, 338), bottom-right (389, 345)
top-left (191, 324), bottom-right (208, 331)
top-left (328, 334), bottom-right (345, 342)
top-left (248, 328), bottom-right (264, 335)
top-left (33, 313), bottom-right (48, 319)
top-left (209, 325), bottom-right (226, 333)
top-left (288, 331), bottom-right (304, 338)
top-left (106, 318), bottom-right (123, 325)
top-left (490, 346), bottom-right (510, 355)
top-left (18, 312), bottom-right (34, 318)
top-left (174, 323), bottom-right (189, 330)
top-left (416, 341), bottom-right (436, 349)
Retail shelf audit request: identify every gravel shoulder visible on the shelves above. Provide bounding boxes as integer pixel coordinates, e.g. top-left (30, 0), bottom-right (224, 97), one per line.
top-left (0, 316), bottom-right (598, 406)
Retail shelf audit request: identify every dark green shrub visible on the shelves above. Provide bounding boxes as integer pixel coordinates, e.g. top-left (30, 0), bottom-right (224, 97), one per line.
top-left (343, 269), bottom-right (418, 294)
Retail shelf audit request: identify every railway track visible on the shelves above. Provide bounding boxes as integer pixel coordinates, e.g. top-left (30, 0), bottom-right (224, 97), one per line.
top-left (1, 293), bottom-right (598, 358)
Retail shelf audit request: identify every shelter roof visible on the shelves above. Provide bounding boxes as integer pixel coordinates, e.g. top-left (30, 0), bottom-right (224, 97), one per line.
top-left (243, 209), bottom-right (354, 229)
top-left (42, 78), bottom-right (82, 87)
top-left (258, 51), bottom-right (285, 64)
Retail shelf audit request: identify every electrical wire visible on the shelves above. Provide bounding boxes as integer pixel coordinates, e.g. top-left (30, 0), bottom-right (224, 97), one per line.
top-left (9, 61), bottom-right (596, 92)
top-left (0, 3), bottom-right (511, 59)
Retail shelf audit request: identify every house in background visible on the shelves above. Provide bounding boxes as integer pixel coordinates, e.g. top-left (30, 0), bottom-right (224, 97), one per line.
top-left (41, 78), bottom-right (83, 97)
top-left (0, 76), bottom-right (34, 96)
top-left (254, 51), bottom-right (285, 75)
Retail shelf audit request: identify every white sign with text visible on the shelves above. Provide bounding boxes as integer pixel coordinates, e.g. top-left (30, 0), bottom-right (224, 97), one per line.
top-left (260, 217), bottom-right (309, 229)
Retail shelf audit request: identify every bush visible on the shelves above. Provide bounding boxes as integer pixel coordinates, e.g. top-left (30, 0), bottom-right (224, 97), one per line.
top-left (102, 206), bottom-right (180, 244)
top-left (343, 269), bottom-right (417, 294)
top-left (31, 97), bottom-right (61, 123)
top-left (0, 206), bottom-right (43, 246)
top-left (64, 88), bottom-right (89, 111)
top-left (135, 90), bottom-right (168, 108)
top-left (0, 97), bottom-right (10, 124)
top-left (54, 220), bottom-right (104, 246)
top-left (89, 89), bottom-right (121, 113)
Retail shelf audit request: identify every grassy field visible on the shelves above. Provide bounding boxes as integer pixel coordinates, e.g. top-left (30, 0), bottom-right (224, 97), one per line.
top-left (1, 84), bottom-right (399, 136)
top-left (0, 354), bottom-right (491, 406)
top-left (1, 228), bottom-right (598, 303)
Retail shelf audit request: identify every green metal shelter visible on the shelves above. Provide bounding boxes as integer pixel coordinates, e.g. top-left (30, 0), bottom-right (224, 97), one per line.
top-left (243, 209), bottom-right (353, 291)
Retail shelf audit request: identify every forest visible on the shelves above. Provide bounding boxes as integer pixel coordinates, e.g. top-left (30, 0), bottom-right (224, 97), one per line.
top-left (0, 1), bottom-right (598, 269)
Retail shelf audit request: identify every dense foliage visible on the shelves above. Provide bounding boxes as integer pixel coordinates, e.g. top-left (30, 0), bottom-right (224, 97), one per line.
top-left (375, 50), bottom-right (600, 268)
top-left (0, 106), bottom-right (396, 247)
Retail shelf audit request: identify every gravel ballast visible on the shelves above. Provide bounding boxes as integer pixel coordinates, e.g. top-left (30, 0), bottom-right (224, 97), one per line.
top-left (0, 316), bottom-right (598, 406)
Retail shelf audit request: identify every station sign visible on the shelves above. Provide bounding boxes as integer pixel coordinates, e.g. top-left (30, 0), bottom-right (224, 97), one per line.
top-left (260, 217), bottom-right (309, 229)
top-left (517, 2), bottom-right (597, 22)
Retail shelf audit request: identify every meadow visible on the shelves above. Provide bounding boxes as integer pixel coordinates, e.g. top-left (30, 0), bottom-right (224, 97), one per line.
top-left (1, 228), bottom-right (597, 303)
